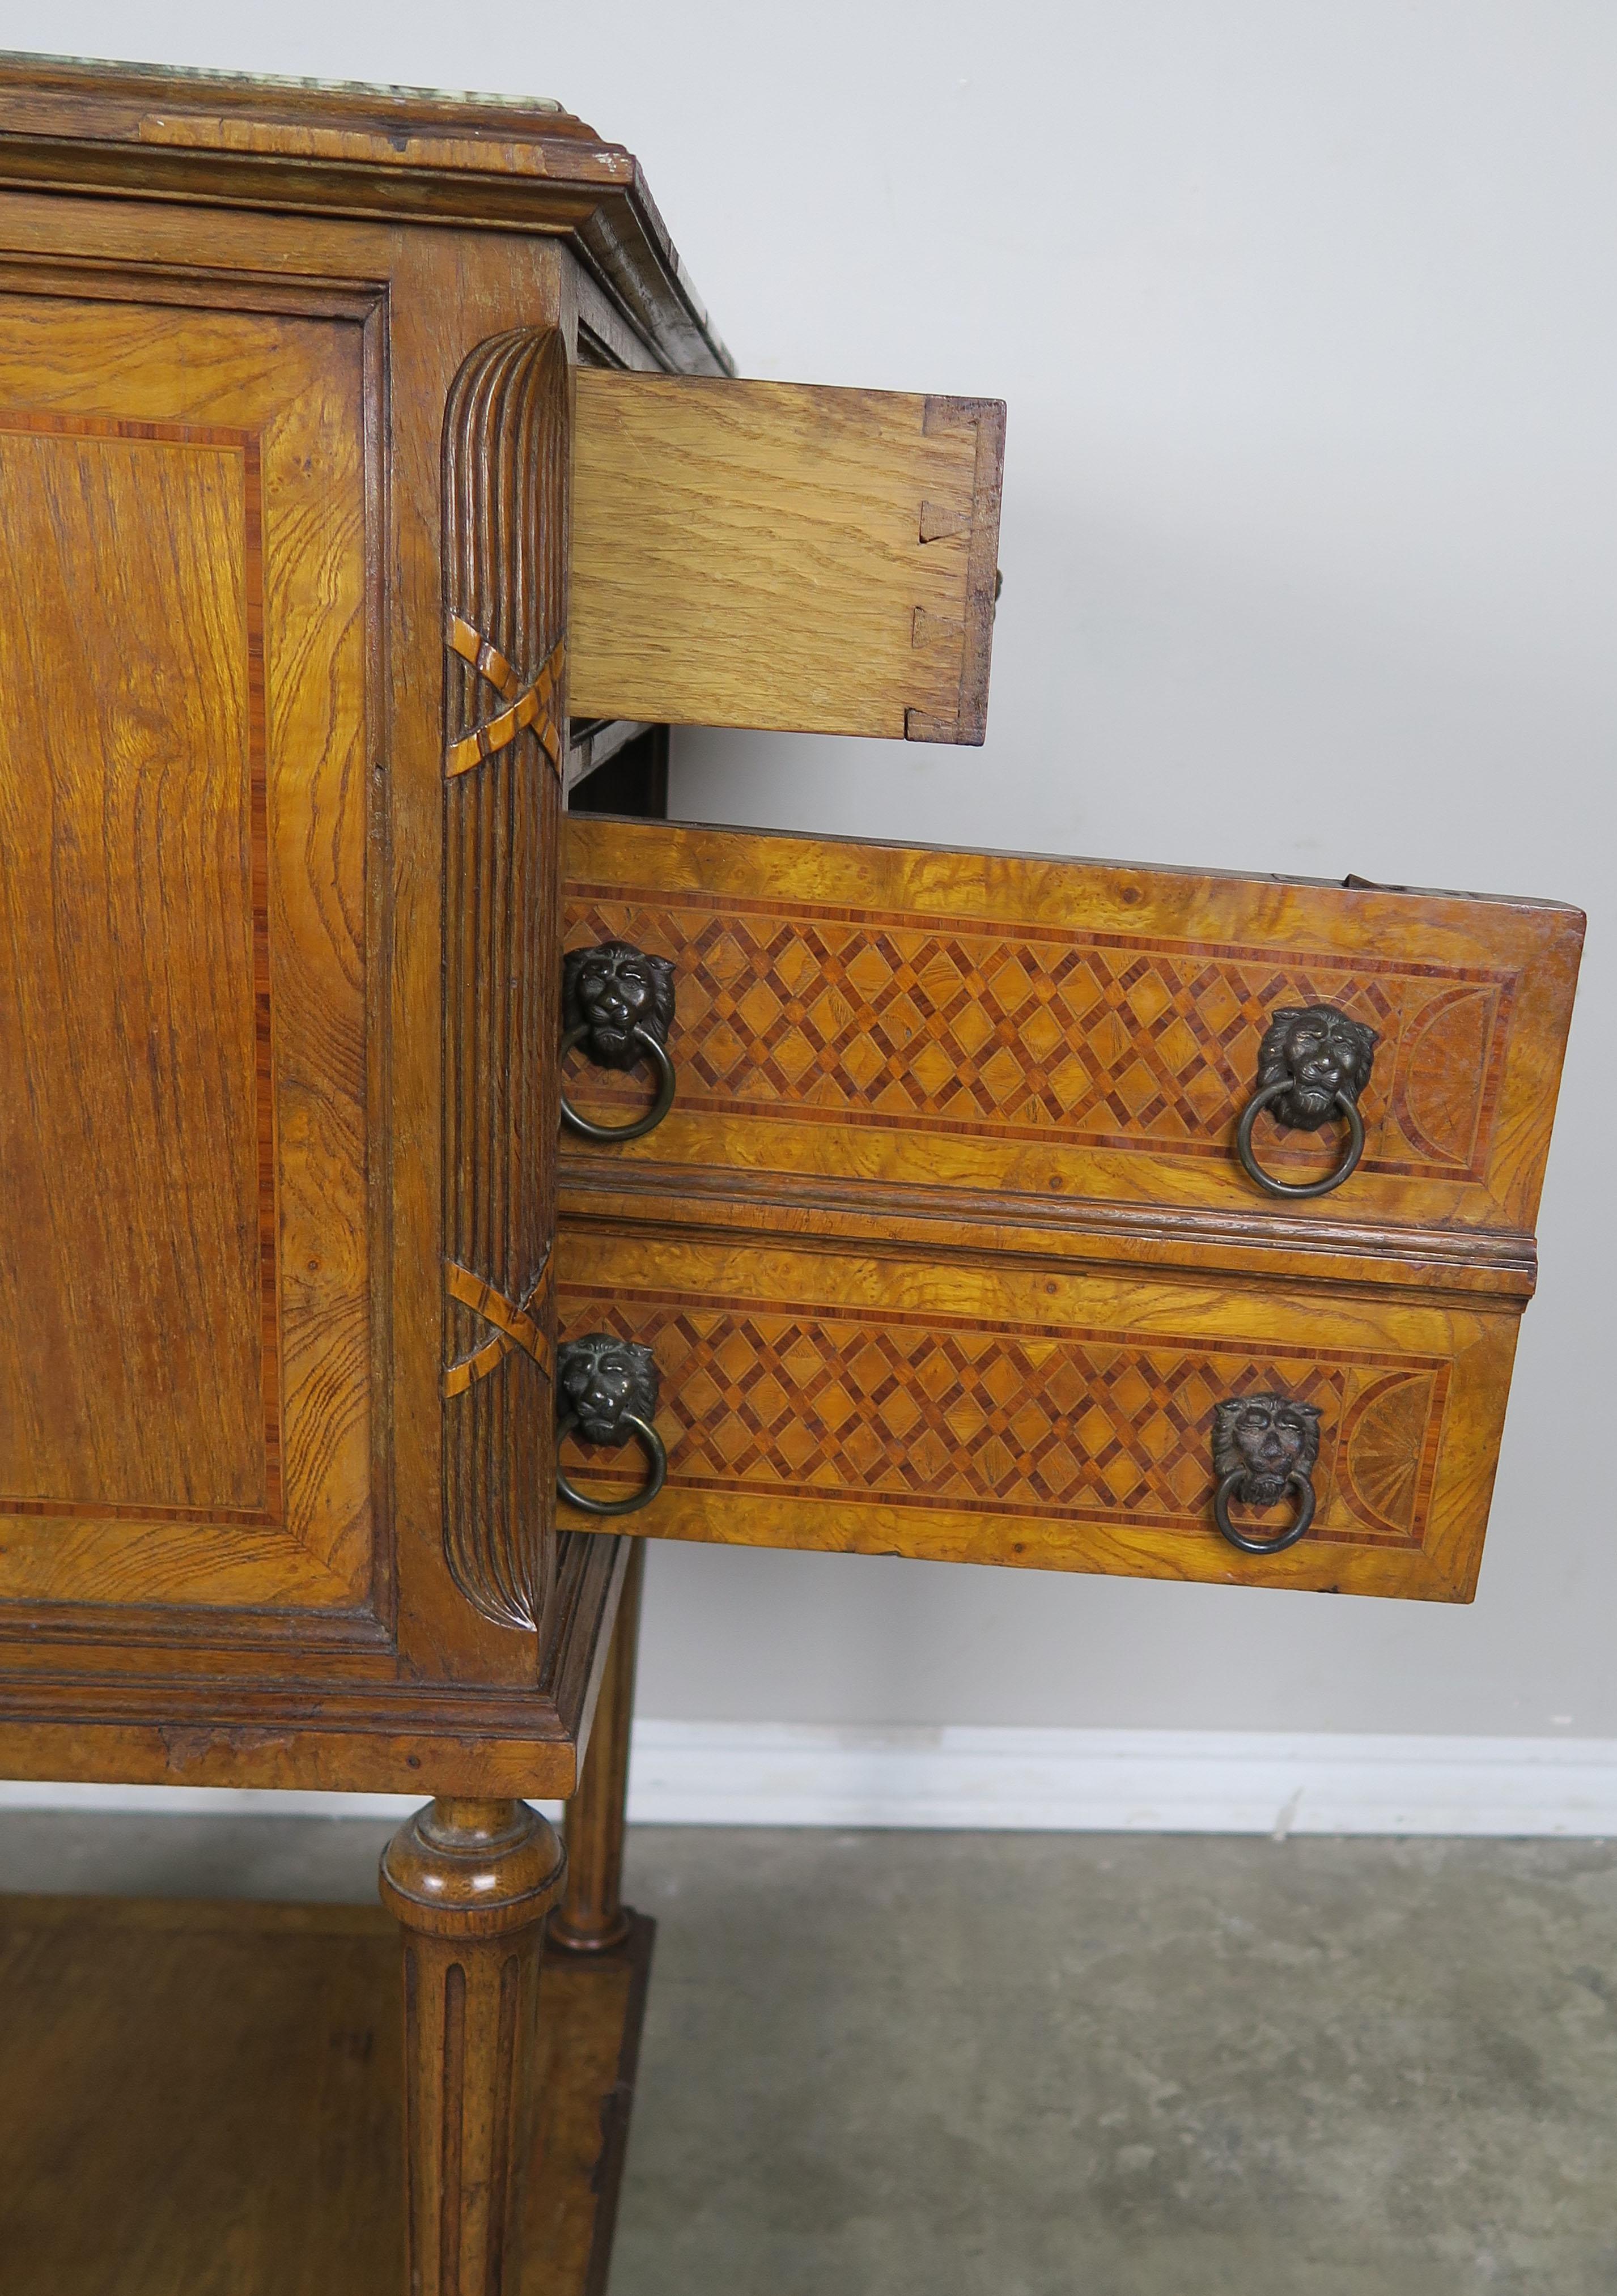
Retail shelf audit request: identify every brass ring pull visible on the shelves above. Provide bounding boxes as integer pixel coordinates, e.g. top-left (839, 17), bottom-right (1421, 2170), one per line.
top-left (1236, 1081), bottom-right (1365, 1200)
top-left (559, 1022), bottom-right (676, 1144)
top-left (1213, 1465), bottom-right (1316, 1554)
top-left (556, 1408), bottom-right (667, 1517)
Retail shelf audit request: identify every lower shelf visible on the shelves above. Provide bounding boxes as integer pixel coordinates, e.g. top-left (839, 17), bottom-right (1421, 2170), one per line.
top-left (0, 1890), bottom-right (655, 2295)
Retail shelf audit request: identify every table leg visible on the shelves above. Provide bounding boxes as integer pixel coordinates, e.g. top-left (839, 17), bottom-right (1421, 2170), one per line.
top-left (548, 1540), bottom-right (646, 1954)
top-left (380, 1797), bottom-right (564, 2295)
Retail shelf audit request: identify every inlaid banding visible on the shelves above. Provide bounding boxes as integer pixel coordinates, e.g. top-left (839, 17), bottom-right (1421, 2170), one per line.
top-left (442, 1258), bottom-right (554, 1398)
top-left (444, 617), bottom-right (563, 777)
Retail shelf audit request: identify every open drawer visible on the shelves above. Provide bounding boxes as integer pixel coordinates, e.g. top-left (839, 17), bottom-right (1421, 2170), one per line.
top-left (561, 820), bottom-right (1581, 1249)
top-left (557, 818), bottom-right (1582, 1601)
top-left (555, 1233), bottom-right (1513, 1601)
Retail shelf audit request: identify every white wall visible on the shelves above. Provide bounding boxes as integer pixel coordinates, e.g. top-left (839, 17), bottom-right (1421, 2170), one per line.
top-left (7, 3), bottom-right (1611, 1742)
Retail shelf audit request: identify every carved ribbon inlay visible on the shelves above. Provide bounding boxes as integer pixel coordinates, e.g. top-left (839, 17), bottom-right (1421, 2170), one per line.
top-left (442, 1257), bottom-right (554, 1399)
top-left (444, 615), bottom-right (563, 779)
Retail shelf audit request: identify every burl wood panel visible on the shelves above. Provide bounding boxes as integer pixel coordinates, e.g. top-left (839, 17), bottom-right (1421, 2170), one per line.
top-left (0, 288), bottom-right (372, 1613)
top-left (563, 819), bottom-right (1583, 1244)
top-left (556, 1236), bottom-right (1517, 1601)
top-left (569, 373), bottom-right (1004, 741)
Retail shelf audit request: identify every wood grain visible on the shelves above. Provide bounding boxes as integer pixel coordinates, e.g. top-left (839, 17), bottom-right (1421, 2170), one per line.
top-left (557, 1233), bottom-right (1519, 1602)
top-left (0, 54), bottom-right (733, 379)
top-left (570, 373), bottom-right (1004, 741)
top-left (0, 179), bottom-right (648, 1781)
top-left (0, 1889), bottom-right (654, 2296)
top-left (563, 818), bottom-right (1584, 1244)
top-left (0, 413), bottom-right (270, 1515)
top-left (0, 113), bottom-right (724, 1737)
top-left (381, 1798), bottom-right (565, 2296)
top-left (524, 1912), bottom-right (655, 2296)
top-left (550, 1540), bottom-right (645, 1955)
top-left (0, 289), bottom-right (374, 1617)
top-left (440, 326), bottom-right (570, 1638)
top-left (0, 1529), bottom-right (631, 1798)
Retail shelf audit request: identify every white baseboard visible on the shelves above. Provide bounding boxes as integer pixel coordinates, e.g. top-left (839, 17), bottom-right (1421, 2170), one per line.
top-left (623, 1724), bottom-right (1617, 1836)
top-left (3, 1723), bottom-right (1617, 1837)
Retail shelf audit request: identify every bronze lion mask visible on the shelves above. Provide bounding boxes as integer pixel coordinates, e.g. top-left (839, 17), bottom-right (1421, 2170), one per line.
top-left (1212, 1394), bottom-right (1322, 1507)
top-left (557, 1334), bottom-right (659, 1447)
top-left (563, 942), bottom-right (675, 1070)
top-left (1254, 1005), bottom-right (1377, 1131)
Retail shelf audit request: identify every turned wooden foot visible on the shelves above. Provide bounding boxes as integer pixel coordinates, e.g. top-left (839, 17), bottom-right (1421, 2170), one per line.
top-left (548, 1541), bottom-right (645, 1955)
top-left (380, 1797), bottom-right (565, 2295)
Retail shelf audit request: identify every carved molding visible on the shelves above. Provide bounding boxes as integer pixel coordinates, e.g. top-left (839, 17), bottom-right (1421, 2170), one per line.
top-left (441, 328), bottom-right (569, 1632)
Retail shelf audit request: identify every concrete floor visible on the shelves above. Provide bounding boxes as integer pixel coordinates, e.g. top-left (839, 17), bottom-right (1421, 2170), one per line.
top-left (2, 1815), bottom-right (1615, 2294)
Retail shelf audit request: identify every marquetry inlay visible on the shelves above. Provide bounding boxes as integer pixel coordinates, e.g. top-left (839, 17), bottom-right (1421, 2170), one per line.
top-left (557, 1285), bottom-right (1450, 1549)
top-left (442, 1259), bottom-right (554, 1398)
top-left (445, 615), bottom-right (563, 778)
top-left (563, 891), bottom-right (1515, 1182)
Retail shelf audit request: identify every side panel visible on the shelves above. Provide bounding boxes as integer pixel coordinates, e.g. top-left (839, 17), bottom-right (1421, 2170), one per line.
top-left (0, 196), bottom-right (609, 1792)
top-left (0, 290), bottom-right (374, 1614)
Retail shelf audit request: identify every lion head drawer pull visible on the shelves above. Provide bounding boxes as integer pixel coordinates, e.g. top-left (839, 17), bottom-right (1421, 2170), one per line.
top-left (1211, 1393), bottom-right (1322, 1554)
top-left (1235, 1004), bottom-right (1378, 1200)
top-left (555, 1334), bottom-right (668, 1517)
top-left (560, 942), bottom-right (677, 1144)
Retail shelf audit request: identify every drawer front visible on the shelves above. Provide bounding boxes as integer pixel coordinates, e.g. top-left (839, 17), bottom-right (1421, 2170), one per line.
top-left (563, 819), bottom-right (1581, 1242)
top-left (555, 1233), bottom-right (1516, 1601)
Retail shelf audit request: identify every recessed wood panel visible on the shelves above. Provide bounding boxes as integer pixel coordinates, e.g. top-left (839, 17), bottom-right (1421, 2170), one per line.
top-left (563, 819), bottom-right (1584, 1243)
top-left (0, 288), bottom-right (373, 1614)
top-left (0, 413), bottom-right (271, 1516)
top-left (0, 73), bottom-right (783, 1789)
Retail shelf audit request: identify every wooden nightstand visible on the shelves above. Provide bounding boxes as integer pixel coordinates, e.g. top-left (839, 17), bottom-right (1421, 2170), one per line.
top-left (0, 53), bottom-right (1580, 2295)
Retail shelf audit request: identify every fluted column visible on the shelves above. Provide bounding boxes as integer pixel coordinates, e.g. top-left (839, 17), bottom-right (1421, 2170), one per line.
top-left (380, 1796), bottom-right (565, 2294)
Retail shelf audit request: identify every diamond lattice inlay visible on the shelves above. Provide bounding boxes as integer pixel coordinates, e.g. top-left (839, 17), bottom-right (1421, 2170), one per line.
top-left (558, 1288), bottom-right (1449, 1547)
top-left (563, 891), bottom-right (1513, 1179)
